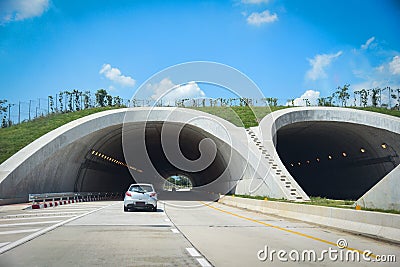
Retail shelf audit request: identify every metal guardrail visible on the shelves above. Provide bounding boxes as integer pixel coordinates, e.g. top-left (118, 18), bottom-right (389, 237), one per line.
top-left (28, 192), bottom-right (122, 203)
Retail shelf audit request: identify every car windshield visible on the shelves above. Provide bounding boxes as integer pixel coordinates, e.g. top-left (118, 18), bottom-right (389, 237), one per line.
top-left (130, 185), bottom-right (153, 193)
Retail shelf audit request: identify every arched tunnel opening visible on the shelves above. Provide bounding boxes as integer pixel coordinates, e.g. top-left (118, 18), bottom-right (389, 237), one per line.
top-left (74, 122), bottom-right (236, 201)
top-left (276, 121), bottom-right (400, 200)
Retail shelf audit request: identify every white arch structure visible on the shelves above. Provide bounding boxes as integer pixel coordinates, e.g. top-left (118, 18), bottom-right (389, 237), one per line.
top-left (0, 107), bottom-right (398, 210)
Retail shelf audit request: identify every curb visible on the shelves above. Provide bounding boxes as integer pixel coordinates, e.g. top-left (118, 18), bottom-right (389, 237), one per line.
top-left (30, 195), bottom-right (121, 209)
top-left (219, 196), bottom-right (400, 243)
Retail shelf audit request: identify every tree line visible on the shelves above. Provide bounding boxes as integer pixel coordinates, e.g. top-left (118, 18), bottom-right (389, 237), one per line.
top-left (1, 85), bottom-right (399, 128)
top-left (0, 89), bottom-right (125, 128)
top-left (287, 84), bottom-right (400, 108)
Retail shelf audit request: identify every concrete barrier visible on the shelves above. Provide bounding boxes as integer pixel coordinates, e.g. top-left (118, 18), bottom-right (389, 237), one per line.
top-left (219, 196), bottom-right (400, 243)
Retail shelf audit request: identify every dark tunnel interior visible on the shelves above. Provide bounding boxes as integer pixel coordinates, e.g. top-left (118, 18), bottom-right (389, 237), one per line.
top-left (74, 122), bottom-right (230, 200)
top-left (276, 121), bottom-right (400, 200)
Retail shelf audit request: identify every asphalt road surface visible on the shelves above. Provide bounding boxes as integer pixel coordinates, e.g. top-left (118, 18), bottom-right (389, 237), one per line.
top-left (0, 200), bottom-right (399, 266)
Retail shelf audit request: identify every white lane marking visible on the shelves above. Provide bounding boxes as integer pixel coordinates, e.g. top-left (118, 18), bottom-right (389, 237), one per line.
top-left (0, 229), bottom-right (41, 235)
top-left (0, 202), bottom-right (118, 254)
top-left (164, 218), bottom-right (170, 222)
top-left (196, 258), bottom-right (212, 267)
top-left (4, 212), bottom-right (83, 217)
top-left (0, 215), bottom-right (74, 221)
top-left (0, 221), bottom-right (62, 227)
top-left (170, 228), bottom-right (179, 233)
top-left (186, 247), bottom-right (201, 257)
top-left (0, 242), bottom-right (10, 247)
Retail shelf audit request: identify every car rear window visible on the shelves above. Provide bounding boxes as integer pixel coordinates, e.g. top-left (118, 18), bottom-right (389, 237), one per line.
top-left (129, 185), bottom-right (153, 193)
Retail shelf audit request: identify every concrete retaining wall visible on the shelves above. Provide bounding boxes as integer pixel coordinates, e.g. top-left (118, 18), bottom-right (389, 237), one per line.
top-left (219, 196), bottom-right (400, 243)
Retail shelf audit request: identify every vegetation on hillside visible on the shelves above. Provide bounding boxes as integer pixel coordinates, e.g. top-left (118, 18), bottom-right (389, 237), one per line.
top-left (0, 106), bottom-right (121, 163)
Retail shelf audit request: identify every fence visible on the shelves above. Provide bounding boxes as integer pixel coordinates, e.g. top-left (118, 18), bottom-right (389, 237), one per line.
top-left (1, 95), bottom-right (276, 127)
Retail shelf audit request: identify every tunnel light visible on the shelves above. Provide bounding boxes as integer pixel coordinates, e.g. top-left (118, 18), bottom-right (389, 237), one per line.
top-left (306, 160), bottom-right (310, 164)
top-left (316, 158), bottom-right (320, 162)
top-left (381, 143), bottom-right (387, 149)
top-left (290, 163), bottom-right (294, 167)
top-left (91, 149), bottom-right (143, 173)
top-left (328, 155), bottom-right (332, 160)
top-left (342, 152), bottom-right (347, 157)
top-left (360, 148), bottom-right (366, 153)
top-left (297, 162), bottom-right (301, 166)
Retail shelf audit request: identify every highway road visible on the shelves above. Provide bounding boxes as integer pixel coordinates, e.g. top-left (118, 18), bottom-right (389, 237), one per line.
top-left (0, 199), bottom-right (399, 266)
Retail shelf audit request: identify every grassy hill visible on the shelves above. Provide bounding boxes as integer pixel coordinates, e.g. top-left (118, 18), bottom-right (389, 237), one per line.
top-left (0, 107), bottom-right (121, 164)
top-left (0, 105), bottom-right (399, 164)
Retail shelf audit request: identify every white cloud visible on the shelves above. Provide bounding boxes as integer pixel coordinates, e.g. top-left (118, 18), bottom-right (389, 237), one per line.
top-left (0, 0), bottom-right (49, 24)
top-left (305, 51), bottom-right (342, 81)
top-left (389, 55), bottom-right (400, 75)
top-left (99, 64), bottom-right (136, 87)
top-left (247, 10), bottom-right (278, 26)
top-left (242, 0), bottom-right (269, 4)
top-left (288, 90), bottom-right (321, 106)
top-left (376, 65), bottom-right (385, 73)
top-left (361, 36), bottom-right (375, 50)
top-left (147, 78), bottom-right (205, 105)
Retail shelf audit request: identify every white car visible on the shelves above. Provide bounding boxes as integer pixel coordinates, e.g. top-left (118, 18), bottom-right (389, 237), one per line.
top-left (124, 183), bottom-right (157, 212)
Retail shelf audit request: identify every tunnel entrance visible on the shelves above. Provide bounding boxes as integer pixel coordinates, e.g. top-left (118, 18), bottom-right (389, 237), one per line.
top-left (163, 175), bottom-right (193, 191)
top-left (75, 121), bottom-right (233, 201)
top-left (276, 121), bottom-right (400, 200)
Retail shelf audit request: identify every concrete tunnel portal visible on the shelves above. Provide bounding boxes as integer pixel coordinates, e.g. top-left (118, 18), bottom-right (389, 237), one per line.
top-left (275, 121), bottom-right (400, 200)
top-left (1, 107), bottom-right (399, 208)
top-left (75, 121), bottom-right (232, 197)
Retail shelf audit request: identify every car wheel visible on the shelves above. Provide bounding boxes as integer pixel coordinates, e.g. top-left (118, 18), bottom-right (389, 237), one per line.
top-left (124, 206), bottom-right (128, 212)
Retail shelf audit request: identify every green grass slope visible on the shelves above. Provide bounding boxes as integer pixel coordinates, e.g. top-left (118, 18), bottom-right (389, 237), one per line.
top-left (0, 107), bottom-right (121, 164)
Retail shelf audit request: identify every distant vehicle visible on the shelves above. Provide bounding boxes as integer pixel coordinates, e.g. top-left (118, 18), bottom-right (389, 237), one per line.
top-left (124, 183), bottom-right (157, 212)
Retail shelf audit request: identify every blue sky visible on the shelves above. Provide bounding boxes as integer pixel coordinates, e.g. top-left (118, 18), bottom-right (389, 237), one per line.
top-left (0, 0), bottom-right (399, 106)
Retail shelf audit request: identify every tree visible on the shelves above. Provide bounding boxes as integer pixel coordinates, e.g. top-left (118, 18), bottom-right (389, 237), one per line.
top-left (353, 91), bottom-right (359, 106)
top-left (317, 98), bottom-right (326, 106)
top-left (0, 99), bottom-right (7, 128)
top-left (58, 92), bottom-right (64, 112)
top-left (286, 99), bottom-right (294, 107)
top-left (391, 93), bottom-right (397, 109)
top-left (113, 96), bottom-right (122, 107)
top-left (106, 94), bottom-right (113, 106)
top-left (65, 91), bottom-right (73, 112)
top-left (360, 89), bottom-right (368, 107)
top-left (395, 89), bottom-right (400, 110)
top-left (95, 89), bottom-right (108, 107)
top-left (336, 84), bottom-right (350, 107)
top-left (48, 96), bottom-right (54, 113)
top-left (303, 98), bottom-right (310, 106)
top-left (370, 88), bottom-right (380, 107)
top-left (73, 90), bottom-right (81, 111)
top-left (83, 91), bottom-right (91, 109)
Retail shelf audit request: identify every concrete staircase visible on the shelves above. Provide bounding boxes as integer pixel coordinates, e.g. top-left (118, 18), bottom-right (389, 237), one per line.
top-left (245, 127), bottom-right (308, 201)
